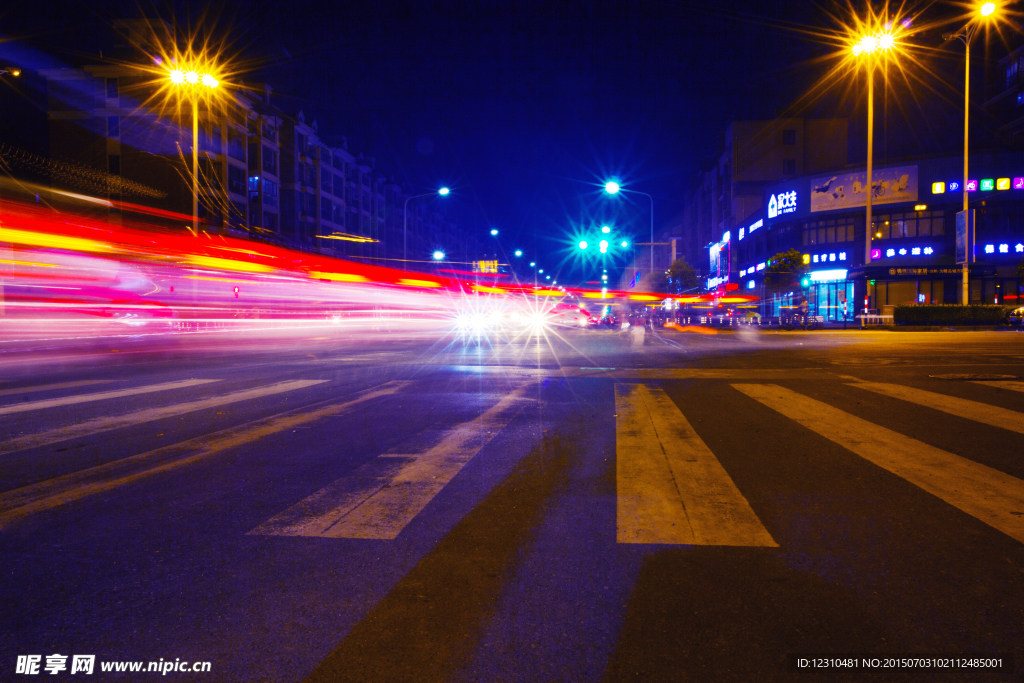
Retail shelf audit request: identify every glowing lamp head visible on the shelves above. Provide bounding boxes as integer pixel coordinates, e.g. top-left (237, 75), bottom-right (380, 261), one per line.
top-left (852, 35), bottom-right (876, 55)
top-left (8, 68), bottom-right (20, 77)
top-left (621, 240), bottom-right (629, 248)
top-left (599, 240), bottom-right (609, 250)
top-left (529, 262), bottom-right (536, 266)
top-left (169, 69), bottom-right (186, 85)
top-left (432, 250), bottom-right (445, 260)
top-left (184, 71), bottom-right (199, 85)
top-left (604, 181), bottom-right (620, 194)
top-left (490, 229), bottom-right (498, 236)
top-left (438, 187), bottom-right (450, 195)
top-left (601, 225), bottom-right (610, 233)
top-left (514, 250), bottom-right (522, 257)
top-left (201, 74), bottom-right (219, 88)
top-left (980, 2), bottom-right (996, 16)
top-left (578, 240), bottom-right (588, 250)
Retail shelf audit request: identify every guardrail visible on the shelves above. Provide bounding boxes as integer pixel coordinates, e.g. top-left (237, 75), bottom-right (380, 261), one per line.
top-left (856, 314), bottom-right (894, 327)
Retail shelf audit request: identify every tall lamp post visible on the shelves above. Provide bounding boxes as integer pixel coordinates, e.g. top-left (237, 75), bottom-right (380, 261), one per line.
top-left (851, 30), bottom-right (895, 274)
top-left (946, 2), bottom-right (998, 305)
top-left (604, 181), bottom-right (655, 277)
top-left (169, 68), bottom-right (219, 234)
top-left (403, 187), bottom-right (449, 271)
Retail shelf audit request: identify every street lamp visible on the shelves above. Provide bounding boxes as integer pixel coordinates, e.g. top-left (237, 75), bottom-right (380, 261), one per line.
top-left (851, 29), bottom-right (895, 271)
top-left (404, 187), bottom-right (449, 270)
top-left (169, 67), bottom-right (219, 234)
top-left (490, 229), bottom-right (499, 236)
top-left (946, 3), bottom-right (999, 304)
top-left (605, 180), bottom-right (654, 277)
top-left (514, 249), bottom-right (523, 257)
top-left (432, 250), bottom-right (445, 260)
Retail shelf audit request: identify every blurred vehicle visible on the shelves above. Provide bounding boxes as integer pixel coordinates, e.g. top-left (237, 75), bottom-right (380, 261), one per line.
top-left (1009, 306), bottom-right (1024, 327)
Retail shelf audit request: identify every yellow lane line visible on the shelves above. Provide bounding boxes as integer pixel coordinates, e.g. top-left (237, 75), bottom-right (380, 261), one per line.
top-left (0, 381), bottom-right (409, 529)
top-left (732, 383), bottom-right (1024, 545)
top-left (251, 385), bottom-right (533, 540)
top-left (614, 383), bottom-right (776, 546)
top-left (0, 379), bottom-right (221, 416)
top-left (846, 381), bottom-right (1024, 434)
top-left (0, 380), bottom-right (329, 454)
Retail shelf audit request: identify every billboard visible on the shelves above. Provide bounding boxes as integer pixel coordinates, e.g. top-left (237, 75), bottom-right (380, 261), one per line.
top-left (810, 165), bottom-right (918, 213)
top-left (955, 210), bottom-right (974, 265)
top-left (707, 234), bottom-right (731, 289)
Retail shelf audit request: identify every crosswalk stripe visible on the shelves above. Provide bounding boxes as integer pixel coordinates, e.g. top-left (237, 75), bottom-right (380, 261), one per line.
top-left (614, 383), bottom-right (776, 546)
top-left (250, 385), bottom-right (534, 540)
top-left (0, 379), bottom-right (221, 416)
top-left (0, 380), bottom-right (117, 398)
top-left (0, 380), bottom-right (330, 454)
top-left (846, 381), bottom-right (1024, 434)
top-left (0, 381), bottom-right (408, 530)
top-left (732, 383), bottom-right (1024, 545)
top-left (973, 380), bottom-right (1024, 394)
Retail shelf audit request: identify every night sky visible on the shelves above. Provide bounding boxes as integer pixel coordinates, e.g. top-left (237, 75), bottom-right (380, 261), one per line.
top-left (1, 0), bottom-right (995, 280)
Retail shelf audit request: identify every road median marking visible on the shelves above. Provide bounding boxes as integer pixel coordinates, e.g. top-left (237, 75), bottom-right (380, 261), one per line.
top-left (614, 383), bottom-right (776, 546)
top-left (846, 380), bottom-right (1024, 434)
top-left (251, 385), bottom-right (534, 539)
top-left (0, 379), bottom-right (221, 416)
top-left (0, 381), bottom-right (409, 529)
top-left (0, 380), bottom-right (329, 454)
top-left (732, 383), bottom-right (1024, 545)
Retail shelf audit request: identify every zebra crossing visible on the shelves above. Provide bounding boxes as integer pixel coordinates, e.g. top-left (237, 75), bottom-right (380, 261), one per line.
top-left (0, 370), bottom-right (1022, 548)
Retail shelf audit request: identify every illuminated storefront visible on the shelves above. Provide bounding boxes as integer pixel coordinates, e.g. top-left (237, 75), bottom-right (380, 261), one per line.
top-left (734, 151), bottom-right (1024, 319)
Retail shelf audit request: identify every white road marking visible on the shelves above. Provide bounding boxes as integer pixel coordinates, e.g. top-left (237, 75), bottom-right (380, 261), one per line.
top-left (251, 385), bottom-right (533, 539)
top-left (846, 381), bottom-right (1024, 434)
top-left (0, 380), bottom-right (329, 453)
top-left (0, 380), bottom-right (117, 398)
top-left (614, 383), bottom-right (776, 546)
top-left (732, 383), bottom-right (1024, 545)
top-left (973, 380), bottom-right (1024, 395)
top-left (0, 379), bottom-right (221, 416)
top-left (0, 382), bottom-right (408, 529)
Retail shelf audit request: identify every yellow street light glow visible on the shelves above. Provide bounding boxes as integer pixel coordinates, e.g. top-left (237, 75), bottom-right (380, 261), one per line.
top-left (170, 68), bottom-right (219, 89)
top-left (980, 2), bottom-right (996, 16)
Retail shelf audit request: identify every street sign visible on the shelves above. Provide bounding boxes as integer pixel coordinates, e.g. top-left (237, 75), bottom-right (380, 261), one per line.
top-left (955, 210), bottom-right (974, 265)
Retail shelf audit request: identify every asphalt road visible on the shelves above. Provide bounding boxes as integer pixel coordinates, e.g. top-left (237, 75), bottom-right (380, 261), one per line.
top-left (1, 323), bottom-right (1023, 682)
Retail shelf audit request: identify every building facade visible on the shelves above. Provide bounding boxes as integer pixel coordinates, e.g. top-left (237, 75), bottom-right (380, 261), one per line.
top-left (674, 118), bottom-right (849, 271)
top-left (726, 152), bottom-right (1024, 321)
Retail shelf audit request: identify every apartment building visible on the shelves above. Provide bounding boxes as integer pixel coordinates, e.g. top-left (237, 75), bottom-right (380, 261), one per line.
top-left (38, 26), bottom-right (464, 268)
top-left (675, 118), bottom-right (848, 272)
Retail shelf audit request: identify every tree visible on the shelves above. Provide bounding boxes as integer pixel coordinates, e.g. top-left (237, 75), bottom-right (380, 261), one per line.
top-left (666, 258), bottom-right (699, 292)
top-left (763, 248), bottom-right (808, 293)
